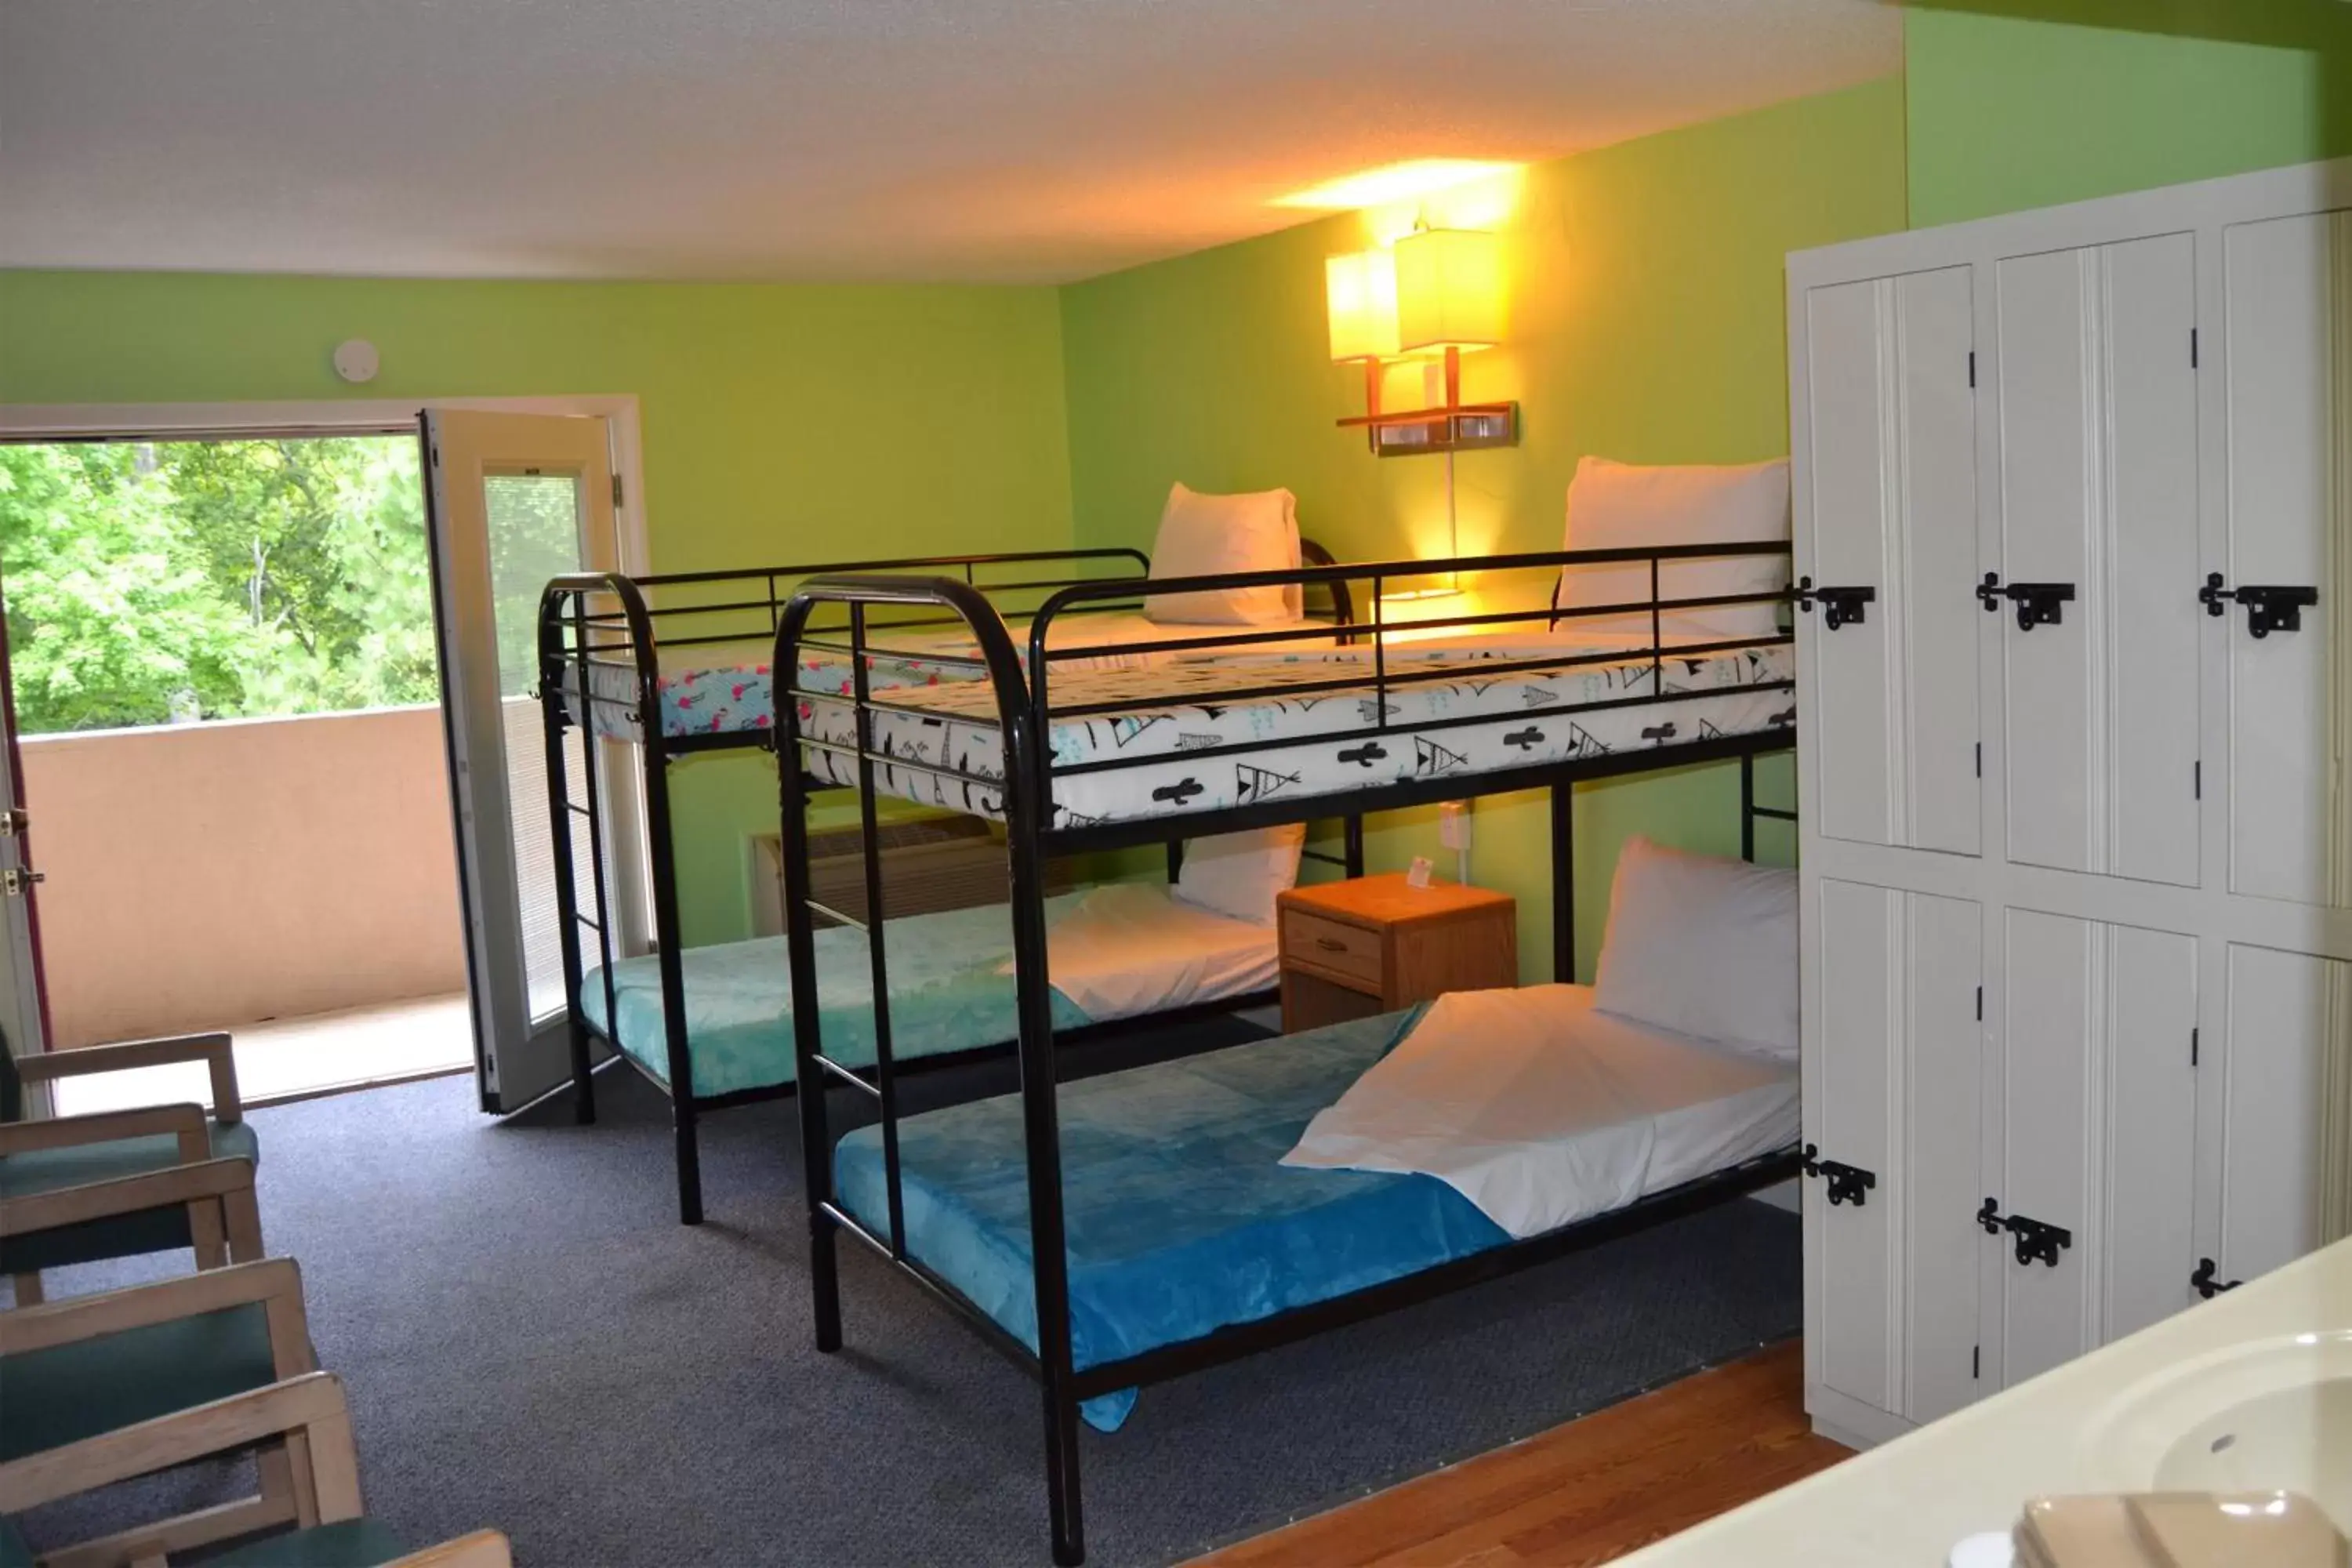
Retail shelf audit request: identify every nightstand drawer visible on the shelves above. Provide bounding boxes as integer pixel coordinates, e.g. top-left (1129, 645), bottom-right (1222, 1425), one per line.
top-left (1282, 909), bottom-right (1383, 987)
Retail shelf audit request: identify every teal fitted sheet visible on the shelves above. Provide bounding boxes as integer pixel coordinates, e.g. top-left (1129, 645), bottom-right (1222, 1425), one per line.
top-left (835, 1007), bottom-right (1526, 1431)
top-left (581, 895), bottom-right (1092, 1100)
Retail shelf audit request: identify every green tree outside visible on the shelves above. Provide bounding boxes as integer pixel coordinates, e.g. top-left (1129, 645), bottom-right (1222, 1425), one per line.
top-left (0, 437), bottom-right (443, 733)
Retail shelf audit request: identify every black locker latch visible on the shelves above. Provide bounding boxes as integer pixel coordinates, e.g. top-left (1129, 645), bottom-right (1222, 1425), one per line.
top-left (2002, 582), bottom-right (2074, 632)
top-left (1801, 1144), bottom-right (1878, 1207)
top-left (1977, 1198), bottom-right (2072, 1268)
top-left (1795, 577), bottom-right (1877, 630)
top-left (2201, 574), bottom-right (2318, 638)
top-left (2190, 1258), bottom-right (2243, 1299)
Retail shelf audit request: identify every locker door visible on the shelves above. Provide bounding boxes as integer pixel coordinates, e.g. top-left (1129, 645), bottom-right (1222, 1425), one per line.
top-left (2222, 210), bottom-right (2352, 909)
top-left (1803, 267), bottom-right (1980, 855)
top-left (1997, 234), bottom-right (2201, 885)
top-left (1900, 892), bottom-right (1984, 1424)
top-left (2216, 944), bottom-right (2349, 1284)
top-left (1810, 879), bottom-right (1900, 1415)
top-left (1809, 880), bottom-right (1982, 1424)
top-left (1998, 913), bottom-right (2196, 1385)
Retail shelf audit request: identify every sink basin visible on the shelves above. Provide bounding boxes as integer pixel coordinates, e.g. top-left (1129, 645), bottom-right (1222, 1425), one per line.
top-left (2082, 1330), bottom-right (2352, 1532)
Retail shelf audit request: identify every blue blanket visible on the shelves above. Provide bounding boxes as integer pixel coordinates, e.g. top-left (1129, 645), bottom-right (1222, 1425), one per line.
top-left (833, 1009), bottom-right (1515, 1430)
top-left (581, 897), bottom-right (1091, 1099)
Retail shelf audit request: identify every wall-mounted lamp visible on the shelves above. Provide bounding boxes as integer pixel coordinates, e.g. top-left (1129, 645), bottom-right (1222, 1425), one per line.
top-left (1327, 227), bottom-right (1515, 459)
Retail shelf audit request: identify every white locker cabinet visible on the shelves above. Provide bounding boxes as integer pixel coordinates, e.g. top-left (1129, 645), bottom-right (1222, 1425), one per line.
top-left (1792, 158), bottom-right (2352, 1452)
top-left (1802, 267), bottom-right (1981, 857)
top-left (1806, 880), bottom-right (1981, 1426)
top-left (1992, 913), bottom-right (2197, 1388)
top-left (2216, 945), bottom-right (2350, 1286)
top-left (2222, 210), bottom-right (2352, 911)
top-left (1995, 234), bottom-right (2201, 887)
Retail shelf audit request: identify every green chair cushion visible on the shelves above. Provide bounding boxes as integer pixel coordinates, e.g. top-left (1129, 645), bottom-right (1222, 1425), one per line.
top-left (0, 1301), bottom-right (278, 1461)
top-left (201, 1516), bottom-right (413, 1568)
top-left (0, 1118), bottom-right (260, 1274)
top-left (0, 1515), bottom-right (33, 1568)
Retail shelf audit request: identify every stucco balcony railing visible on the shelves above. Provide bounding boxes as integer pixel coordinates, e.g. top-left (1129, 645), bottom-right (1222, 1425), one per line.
top-left (20, 703), bottom-right (468, 1048)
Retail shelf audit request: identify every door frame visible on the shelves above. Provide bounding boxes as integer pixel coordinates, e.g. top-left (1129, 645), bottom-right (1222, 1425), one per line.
top-left (0, 396), bottom-right (653, 1086)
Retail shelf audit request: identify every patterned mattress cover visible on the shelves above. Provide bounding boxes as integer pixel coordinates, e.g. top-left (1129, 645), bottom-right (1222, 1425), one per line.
top-left (558, 613), bottom-right (1333, 742)
top-left (795, 633), bottom-right (1796, 829)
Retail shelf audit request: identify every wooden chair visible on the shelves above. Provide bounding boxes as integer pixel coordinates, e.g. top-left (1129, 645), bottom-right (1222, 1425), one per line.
top-left (0, 1371), bottom-right (510, 1568)
top-left (1, 1033), bottom-right (255, 1303)
top-left (0, 1258), bottom-right (318, 1566)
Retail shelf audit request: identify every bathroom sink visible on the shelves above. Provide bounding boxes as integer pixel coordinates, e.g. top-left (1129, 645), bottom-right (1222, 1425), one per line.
top-left (2082, 1330), bottom-right (2352, 1532)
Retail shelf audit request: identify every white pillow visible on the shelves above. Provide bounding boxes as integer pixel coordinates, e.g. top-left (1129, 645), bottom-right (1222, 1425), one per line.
top-left (1552, 456), bottom-right (1789, 645)
top-left (1143, 483), bottom-right (1303, 625)
top-left (1592, 836), bottom-right (1798, 1062)
top-left (1171, 825), bottom-right (1306, 926)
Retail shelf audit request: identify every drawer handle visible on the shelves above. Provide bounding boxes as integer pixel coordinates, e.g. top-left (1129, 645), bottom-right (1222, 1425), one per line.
top-left (1315, 937), bottom-right (1348, 952)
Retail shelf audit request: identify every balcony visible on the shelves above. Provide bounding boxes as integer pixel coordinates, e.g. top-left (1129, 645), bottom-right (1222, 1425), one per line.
top-left (20, 704), bottom-right (473, 1087)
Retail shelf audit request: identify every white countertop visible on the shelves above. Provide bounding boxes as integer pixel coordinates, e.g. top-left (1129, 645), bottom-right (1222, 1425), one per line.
top-left (1620, 1238), bottom-right (2352, 1566)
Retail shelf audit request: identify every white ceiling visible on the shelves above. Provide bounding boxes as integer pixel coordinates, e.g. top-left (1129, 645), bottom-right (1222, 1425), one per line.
top-left (0, 0), bottom-right (1903, 285)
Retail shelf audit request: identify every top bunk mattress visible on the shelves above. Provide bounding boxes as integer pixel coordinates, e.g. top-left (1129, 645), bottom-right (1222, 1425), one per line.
top-left (560, 612), bottom-right (1336, 742)
top-left (833, 985), bottom-right (1798, 1431)
top-left (797, 630), bottom-right (1795, 828)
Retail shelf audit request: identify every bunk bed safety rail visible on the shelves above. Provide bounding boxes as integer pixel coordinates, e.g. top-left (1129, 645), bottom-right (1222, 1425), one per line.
top-left (1014, 539), bottom-right (1794, 837)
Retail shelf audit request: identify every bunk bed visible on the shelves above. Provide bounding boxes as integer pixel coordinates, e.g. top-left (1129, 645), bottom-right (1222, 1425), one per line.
top-left (771, 542), bottom-right (1803, 1564)
top-left (535, 545), bottom-right (1357, 1225)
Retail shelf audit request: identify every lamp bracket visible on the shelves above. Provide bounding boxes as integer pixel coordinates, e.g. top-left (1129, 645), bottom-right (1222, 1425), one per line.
top-left (1355, 403), bottom-right (1518, 457)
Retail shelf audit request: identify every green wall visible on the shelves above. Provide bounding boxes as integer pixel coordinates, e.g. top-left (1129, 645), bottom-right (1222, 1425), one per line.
top-left (0, 271), bottom-right (1074, 945)
top-left (1905, 0), bottom-right (2352, 228)
top-left (1057, 78), bottom-right (1907, 981)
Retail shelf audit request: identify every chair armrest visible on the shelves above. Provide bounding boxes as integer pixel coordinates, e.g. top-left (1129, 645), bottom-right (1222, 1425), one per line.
top-left (0, 1156), bottom-right (256, 1240)
top-left (1, 1256), bottom-right (310, 1377)
top-left (0, 1102), bottom-right (210, 1163)
top-left (0, 1371), bottom-right (354, 1515)
top-left (392, 1531), bottom-right (515, 1568)
top-left (16, 1033), bottom-right (241, 1123)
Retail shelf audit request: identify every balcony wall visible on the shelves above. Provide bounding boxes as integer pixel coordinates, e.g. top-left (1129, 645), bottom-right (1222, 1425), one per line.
top-left (22, 705), bottom-right (467, 1047)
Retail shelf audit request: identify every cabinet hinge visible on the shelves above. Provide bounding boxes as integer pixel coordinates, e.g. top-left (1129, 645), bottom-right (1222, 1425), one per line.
top-left (1976, 985), bottom-right (1984, 1022)
top-left (2194, 759), bottom-right (2201, 800)
top-left (1967, 350), bottom-right (1976, 389)
top-left (612, 473), bottom-right (626, 507)
top-left (2191, 1026), bottom-right (2200, 1068)
top-left (1974, 742), bottom-right (1982, 779)
top-left (1972, 1345), bottom-right (1980, 1381)
top-left (2190, 328), bottom-right (2199, 369)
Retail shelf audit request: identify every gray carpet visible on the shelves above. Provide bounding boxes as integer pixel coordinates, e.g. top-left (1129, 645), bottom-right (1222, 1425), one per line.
top-left (23, 1047), bottom-right (1799, 1567)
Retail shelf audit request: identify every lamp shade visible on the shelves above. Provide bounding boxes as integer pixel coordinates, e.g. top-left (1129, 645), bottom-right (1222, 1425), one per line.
top-left (1325, 249), bottom-right (1400, 362)
top-left (1393, 227), bottom-right (1503, 353)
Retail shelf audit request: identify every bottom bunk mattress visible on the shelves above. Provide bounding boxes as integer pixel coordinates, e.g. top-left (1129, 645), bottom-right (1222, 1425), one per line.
top-left (833, 987), bottom-right (1799, 1430)
top-left (580, 883), bottom-right (1277, 1099)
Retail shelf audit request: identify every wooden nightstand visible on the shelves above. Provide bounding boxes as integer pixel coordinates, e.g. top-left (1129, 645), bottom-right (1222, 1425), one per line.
top-left (1276, 873), bottom-right (1519, 1033)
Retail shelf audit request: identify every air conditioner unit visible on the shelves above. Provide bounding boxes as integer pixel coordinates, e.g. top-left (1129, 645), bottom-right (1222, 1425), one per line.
top-left (751, 814), bottom-right (1064, 936)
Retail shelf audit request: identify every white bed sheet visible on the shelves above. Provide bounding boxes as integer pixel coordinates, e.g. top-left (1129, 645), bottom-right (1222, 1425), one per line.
top-left (1012, 880), bottom-right (1279, 1018)
top-left (1282, 984), bottom-right (1798, 1238)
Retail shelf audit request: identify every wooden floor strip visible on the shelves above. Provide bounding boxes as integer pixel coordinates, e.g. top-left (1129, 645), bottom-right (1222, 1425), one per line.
top-left (1192, 1342), bottom-right (1847, 1568)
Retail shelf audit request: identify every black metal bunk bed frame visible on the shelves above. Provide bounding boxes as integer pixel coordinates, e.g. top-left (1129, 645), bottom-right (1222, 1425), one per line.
top-left (535, 545), bottom-right (1359, 1225)
top-left (774, 541), bottom-right (1802, 1565)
